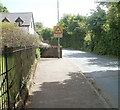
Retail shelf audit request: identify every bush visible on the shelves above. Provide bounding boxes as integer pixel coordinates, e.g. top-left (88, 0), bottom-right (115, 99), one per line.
top-left (1, 22), bottom-right (40, 48)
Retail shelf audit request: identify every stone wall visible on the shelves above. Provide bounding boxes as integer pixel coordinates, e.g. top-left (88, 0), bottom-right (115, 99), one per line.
top-left (41, 46), bottom-right (62, 58)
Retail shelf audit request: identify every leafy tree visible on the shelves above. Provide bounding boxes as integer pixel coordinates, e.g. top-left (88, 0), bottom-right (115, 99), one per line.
top-left (35, 22), bottom-right (43, 30)
top-left (86, 6), bottom-right (107, 54)
top-left (40, 28), bottom-right (53, 40)
top-left (0, 3), bottom-right (9, 13)
top-left (59, 14), bottom-right (87, 49)
top-left (85, 2), bottom-right (119, 57)
top-left (34, 22), bottom-right (44, 41)
top-left (105, 2), bottom-right (120, 57)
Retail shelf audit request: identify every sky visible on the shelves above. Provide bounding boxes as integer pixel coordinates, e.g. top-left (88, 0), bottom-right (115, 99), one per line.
top-left (1, 0), bottom-right (98, 28)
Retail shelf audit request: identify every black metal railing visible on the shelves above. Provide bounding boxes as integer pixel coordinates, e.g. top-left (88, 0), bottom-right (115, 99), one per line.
top-left (0, 46), bottom-right (37, 110)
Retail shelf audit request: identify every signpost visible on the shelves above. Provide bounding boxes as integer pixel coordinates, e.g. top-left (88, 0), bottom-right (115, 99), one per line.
top-left (54, 0), bottom-right (63, 58)
top-left (54, 26), bottom-right (63, 38)
top-left (53, 26), bottom-right (63, 58)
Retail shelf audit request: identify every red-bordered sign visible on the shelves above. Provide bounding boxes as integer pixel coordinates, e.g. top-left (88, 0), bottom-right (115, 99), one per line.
top-left (54, 26), bottom-right (63, 34)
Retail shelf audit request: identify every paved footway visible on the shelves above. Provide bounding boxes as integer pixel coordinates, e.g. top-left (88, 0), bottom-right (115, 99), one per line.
top-left (27, 58), bottom-right (109, 108)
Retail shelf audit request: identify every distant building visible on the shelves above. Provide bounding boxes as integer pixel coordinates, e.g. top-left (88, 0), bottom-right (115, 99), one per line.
top-left (1, 12), bottom-right (39, 37)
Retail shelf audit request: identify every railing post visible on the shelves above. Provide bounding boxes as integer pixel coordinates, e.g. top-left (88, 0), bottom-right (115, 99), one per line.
top-left (4, 46), bottom-right (10, 110)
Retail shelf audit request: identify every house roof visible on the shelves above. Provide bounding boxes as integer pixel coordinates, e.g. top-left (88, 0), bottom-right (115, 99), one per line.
top-left (1, 12), bottom-right (34, 26)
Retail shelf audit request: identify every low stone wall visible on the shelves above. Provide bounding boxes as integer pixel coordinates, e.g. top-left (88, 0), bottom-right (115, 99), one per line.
top-left (41, 46), bottom-right (62, 58)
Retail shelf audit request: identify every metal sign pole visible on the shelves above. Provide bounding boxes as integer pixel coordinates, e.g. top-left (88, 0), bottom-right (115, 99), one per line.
top-left (57, 0), bottom-right (60, 58)
top-left (58, 38), bottom-right (60, 58)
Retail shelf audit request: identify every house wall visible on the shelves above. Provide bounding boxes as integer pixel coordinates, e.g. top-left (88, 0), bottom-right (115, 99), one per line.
top-left (28, 18), bottom-right (34, 34)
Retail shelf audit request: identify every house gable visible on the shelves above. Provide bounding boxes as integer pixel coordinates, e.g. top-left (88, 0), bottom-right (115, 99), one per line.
top-left (2, 17), bottom-right (10, 22)
top-left (15, 17), bottom-right (24, 26)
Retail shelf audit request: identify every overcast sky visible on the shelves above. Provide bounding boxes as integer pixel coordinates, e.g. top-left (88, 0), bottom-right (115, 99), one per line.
top-left (1, 0), bottom-right (98, 28)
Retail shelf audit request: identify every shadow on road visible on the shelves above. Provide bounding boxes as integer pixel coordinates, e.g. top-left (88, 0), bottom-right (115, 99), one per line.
top-left (84, 69), bottom-right (119, 108)
top-left (62, 49), bottom-right (119, 108)
top-left (27, 72), bottom-right (108, 108)
top-left (84, 70), bottom-right (118, 78)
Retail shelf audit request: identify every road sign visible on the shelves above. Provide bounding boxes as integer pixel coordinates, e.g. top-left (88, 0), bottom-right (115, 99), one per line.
top-left (54, 34), bottom-right (62, 38)
top-left (54, 26), bottom-right (63, 38)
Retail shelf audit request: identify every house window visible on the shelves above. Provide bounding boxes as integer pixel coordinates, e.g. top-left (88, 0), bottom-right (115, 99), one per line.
top-left (15, 17), bottom-right (24, 26)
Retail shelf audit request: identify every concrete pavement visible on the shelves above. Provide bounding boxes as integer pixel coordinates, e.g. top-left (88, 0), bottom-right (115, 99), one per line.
top-left (27, 58), bottom-right (110, 108)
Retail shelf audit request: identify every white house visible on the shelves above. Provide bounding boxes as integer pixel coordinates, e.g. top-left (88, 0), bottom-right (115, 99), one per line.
top-left (1, 12), bottom-right (39, 37)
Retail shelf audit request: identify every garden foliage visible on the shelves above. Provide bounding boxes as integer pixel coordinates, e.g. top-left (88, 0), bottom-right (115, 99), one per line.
top-left (1, 22), bottom-right (40, 48)
top-left (58, 2), bottom-right (119, 58)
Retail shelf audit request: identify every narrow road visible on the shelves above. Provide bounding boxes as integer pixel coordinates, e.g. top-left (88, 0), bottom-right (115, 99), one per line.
top-left (62, 49), bottom-right (119, 108)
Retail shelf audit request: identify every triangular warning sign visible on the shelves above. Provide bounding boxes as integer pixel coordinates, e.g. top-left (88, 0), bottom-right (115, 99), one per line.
top-left (54, 26), bottom-right (63, 34)
top-left (56, 28), bottom-right (61, 33)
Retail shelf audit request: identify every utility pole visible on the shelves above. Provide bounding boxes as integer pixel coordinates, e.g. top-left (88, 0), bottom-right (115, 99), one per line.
top-left (57, 0), bottom-right (59, 23)
top-left (57, 0), bottom-right (60, 58)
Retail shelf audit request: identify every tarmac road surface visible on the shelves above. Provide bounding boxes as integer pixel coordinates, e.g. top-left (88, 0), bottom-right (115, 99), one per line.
top-left (62, 49), bottom-right (119, 108)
